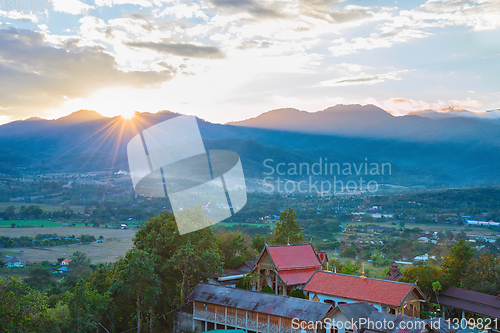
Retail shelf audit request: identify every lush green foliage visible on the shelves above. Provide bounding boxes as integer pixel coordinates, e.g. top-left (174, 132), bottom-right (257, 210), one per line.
top-left (272, 208), bottom-right (304, 245)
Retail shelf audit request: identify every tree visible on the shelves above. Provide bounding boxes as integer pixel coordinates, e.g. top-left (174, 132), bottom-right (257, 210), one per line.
top-left (342, 245), bottom-right (357, 258)
top-left (440, 239), bottom-right (474, 288)
top-left (26, 264), bottom-right (55, 291)
top-left (63, 280), bottom-right (111, 332)
top-left (69, 251), bottom-right (91, 268)
top-left (432, 281), bottom-right (442, 305)
top-left (272, 208), bottom-right (304, 245)
top-left (461, 253), bottom-right (500, 295)
top-left (217, 229), bottom-right (254, 269)
top-left (113, 248), bottom-right (160, 332)
top-left (0, 276), bottom-right (48, 332)
top-left (289, 289), bottom-right (307, 299)
top-left (26, 205), bottom-right (43, 219)
top-left (261, 285), bottom-right (274, 294)
top-left (400, 266), bottom-right (441, 300)
top-left (327, 258), bottom-right (360, 275)
top-left (133, 209), bottom-right (223, 329)
top-left (252, 234), bottom-right (267, 253)
top-left (5, 205), bottom-right (15, 217)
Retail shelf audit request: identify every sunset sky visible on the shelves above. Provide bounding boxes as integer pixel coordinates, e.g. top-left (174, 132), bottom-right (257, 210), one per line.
top-left (0, 0), bottom-right (499, 124)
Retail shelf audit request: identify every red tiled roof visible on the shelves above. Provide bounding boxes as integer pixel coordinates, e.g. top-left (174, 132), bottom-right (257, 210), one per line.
top-left (303, 271), bottom-right (423, 307)
top-left (277, 268), bottom-right (318, 286)
top-left (266, 244), bottom-right (322, 270)
top-left (318, 252), bottom-right (328, 263)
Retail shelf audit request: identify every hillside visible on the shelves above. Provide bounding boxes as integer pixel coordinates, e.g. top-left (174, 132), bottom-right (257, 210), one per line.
top-left (1, 107), bottom-right (500, 188)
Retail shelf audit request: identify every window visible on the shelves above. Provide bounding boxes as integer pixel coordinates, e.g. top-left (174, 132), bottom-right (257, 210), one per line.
top-left (330, 328), bottom-right (338, 333)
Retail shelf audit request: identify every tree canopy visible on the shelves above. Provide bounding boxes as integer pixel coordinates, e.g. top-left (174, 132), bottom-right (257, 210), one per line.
top-left (272, 208), bottom-right (304, 245)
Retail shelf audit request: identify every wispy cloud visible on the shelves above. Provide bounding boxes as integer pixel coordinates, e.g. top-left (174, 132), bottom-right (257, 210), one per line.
top-left (320, 70), bottom-right (412, 86)
top-left (52, 0), bottom-right (94, 15)
top-left (124, 40), bottom-right (225, 59)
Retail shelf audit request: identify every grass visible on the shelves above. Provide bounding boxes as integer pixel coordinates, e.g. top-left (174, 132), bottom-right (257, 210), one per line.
top-left (0, 227), bottom-right (137, 263)
top-left (0, 219), bottom-right (145, 229)
top-left (343, 220), bottom-right (498, 237)
top-left (218, 221), bottom-right (275, 229)
top-left (0, 202), bottom-right (83, 212)
top-left (0, 219), bottom-right (86, 228)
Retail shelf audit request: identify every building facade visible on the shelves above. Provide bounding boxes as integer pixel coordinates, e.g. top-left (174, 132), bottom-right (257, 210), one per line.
top-left (187, 283), bottom-right (333, 333)
top-left (303, 271), bottom-right (426, 317)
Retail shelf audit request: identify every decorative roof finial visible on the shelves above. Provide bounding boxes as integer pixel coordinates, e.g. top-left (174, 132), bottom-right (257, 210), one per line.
top-left (287, 236), bottom-right (290, 245)
top-left (360, 264), bottom-right (366, 279)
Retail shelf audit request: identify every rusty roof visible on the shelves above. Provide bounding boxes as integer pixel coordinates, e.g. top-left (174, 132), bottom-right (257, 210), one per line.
top-left (187, 283), bottom-right (332, 322)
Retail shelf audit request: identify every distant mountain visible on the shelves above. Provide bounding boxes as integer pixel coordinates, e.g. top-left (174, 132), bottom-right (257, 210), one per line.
top-left (231, 104), bottom-right (500, 144)
top-left (409, 106), bottom-right (500, 124)
top-left (1, 106), bottom-right (500, 188)
top-left (56, 110), bottom-right (105, 123)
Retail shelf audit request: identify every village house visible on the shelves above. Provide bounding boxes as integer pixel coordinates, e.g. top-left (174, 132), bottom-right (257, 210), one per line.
top-left (252, 244), bottom-right (324, 295)
top-left (187, 283), bottom-right (333, 333)
top-left (6, 256), bottom-right (28, 268)
top-left (302, 271), bottom-right (426, 317)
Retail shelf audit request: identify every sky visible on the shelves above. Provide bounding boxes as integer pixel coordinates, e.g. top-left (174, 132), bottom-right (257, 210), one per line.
top-left (0, 0), bottom-right (499, 124)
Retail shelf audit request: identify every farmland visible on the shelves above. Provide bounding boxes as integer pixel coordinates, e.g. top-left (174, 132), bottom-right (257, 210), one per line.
top-left (0, 227), bottom-right (136, 263)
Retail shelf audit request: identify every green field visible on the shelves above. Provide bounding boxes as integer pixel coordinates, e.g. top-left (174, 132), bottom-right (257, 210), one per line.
top-left (0, 219), bottom-right (144, 229)
top-left (0, 219), bottom-right (86, 228)
top-left (218, 221), bottom-right (275, 229)
top-left (0, 202), bottom-right (84, 212)
top-left (0, 227), bottom-right (137, 263)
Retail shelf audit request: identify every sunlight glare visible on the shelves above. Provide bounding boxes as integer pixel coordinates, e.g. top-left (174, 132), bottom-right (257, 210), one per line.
top-left (121, 110), bottom-right (136, 119)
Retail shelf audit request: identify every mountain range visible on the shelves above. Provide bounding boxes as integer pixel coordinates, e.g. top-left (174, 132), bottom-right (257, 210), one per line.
top-left (1, 104), bottom-right (500, 189)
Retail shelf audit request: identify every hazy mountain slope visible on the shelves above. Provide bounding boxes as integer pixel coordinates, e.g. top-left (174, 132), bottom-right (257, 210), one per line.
top-left (1, 107), bottom-right (500, 188)
top-left (231, 104), bottom-right (500, 144)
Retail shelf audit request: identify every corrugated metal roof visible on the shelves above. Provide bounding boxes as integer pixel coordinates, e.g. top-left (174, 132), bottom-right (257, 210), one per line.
top-left (333, 302), bottom-right (377, 324)
top-left (436, 287), bottom-right (500, 319)
top-left (187, 283), bottom-right (332, 322)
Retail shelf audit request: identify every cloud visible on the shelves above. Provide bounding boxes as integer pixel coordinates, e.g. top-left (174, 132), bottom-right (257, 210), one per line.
top-left (207, 0), bottom-right (284, 20)
top-left (0, 10), bottom-right (39, 23)
top-left (0, 28), bottom-right (175, 118)
top-left (52, 0), bottom-right (94, 15)
top-left (298, 0), bottom-right (374, 23)
top-left (124, 40), bottom-right (225, 59)
top-left (320, 69), bottom-right (411, 86)
top-left (94, 0), bottom-right (154, 7)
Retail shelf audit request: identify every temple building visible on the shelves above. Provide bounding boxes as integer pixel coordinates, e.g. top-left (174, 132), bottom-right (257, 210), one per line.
top-left (252, 244), bottom-right (323, 295)
top-left (303, 271), bottom-right (426, 317)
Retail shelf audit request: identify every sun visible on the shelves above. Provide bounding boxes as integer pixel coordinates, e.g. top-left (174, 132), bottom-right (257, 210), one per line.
top-left (120, 110), bottom-right (136, 119)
